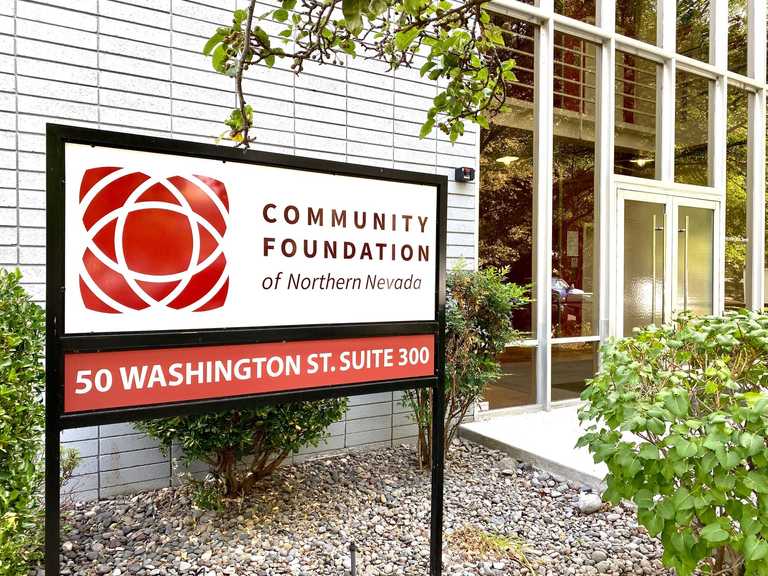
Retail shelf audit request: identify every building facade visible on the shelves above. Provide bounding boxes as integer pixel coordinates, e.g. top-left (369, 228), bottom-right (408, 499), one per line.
top-left (0, 0), bottom-right (477, 500)
top-left (0, 0), bottom-right (764, 499)
top-left (480, 0), bottom-right (764, 415)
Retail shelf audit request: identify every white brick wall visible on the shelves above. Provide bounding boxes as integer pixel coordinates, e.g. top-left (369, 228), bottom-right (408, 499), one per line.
top-left (1, 0), bottom-right (478, 500)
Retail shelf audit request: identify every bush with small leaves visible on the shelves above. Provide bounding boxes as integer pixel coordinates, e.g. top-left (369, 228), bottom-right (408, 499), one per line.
top-left (0, 269), bottom-right (45, 575)
top-left (139, 398), bottom-right (347, 497)
top-left (405, 264), bottom-right (527, 467)
top-left (577, 311), bottom-right (768, 576)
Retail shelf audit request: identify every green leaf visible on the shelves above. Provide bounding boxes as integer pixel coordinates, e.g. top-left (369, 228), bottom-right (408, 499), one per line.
top-left (700, 523), bottom-right (729, 543)
top-left (233, 8), bottom-right (248, 26)
top-left (203, 31), bottom-right (225, 56)
top-left (744, 534), bottom-right (768, 561)
top-left (395, 27), bottom-right (421, 52)
top-left (342, 0), bottom-right (365, 35)
top-left (211, 44), bottom-right (228, 72)
top-left (282, 0), bottom-right (297, 9)
top-left (638, 443), bottom-right (661, 460)
top-left (273, 8), bottom-right (289, 22)
top-left (419, 118), bottom-right (435, 139)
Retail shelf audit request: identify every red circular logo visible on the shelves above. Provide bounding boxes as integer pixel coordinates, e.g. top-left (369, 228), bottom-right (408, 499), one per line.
top-left (78, 167), bottom-right (229, 314)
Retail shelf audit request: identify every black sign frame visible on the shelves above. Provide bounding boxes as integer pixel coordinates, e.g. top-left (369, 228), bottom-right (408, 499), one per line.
top-left (45, 124), bottom-right (447, 576)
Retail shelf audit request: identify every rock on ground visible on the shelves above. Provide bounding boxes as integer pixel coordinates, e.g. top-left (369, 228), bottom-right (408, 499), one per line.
top-left (52, 442), bottom-right (672, 576)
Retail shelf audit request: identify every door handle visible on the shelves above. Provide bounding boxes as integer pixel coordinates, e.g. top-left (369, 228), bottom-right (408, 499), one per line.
top-left (652, 214), bottom-right (665, 324)
top-left (678, 215), bottom-right (689, 311)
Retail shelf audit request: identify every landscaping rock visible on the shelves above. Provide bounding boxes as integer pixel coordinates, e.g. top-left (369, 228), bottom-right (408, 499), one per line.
top-left (577, 493), bottom-right (603, 515)
top-left (53, 443), bottom-right (672, 576)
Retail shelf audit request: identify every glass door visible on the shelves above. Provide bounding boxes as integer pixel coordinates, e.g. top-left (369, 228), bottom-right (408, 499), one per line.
top-left (622, 198), bottom-right (667, 336)
top-left (619, 190), bottom-right (718, 337)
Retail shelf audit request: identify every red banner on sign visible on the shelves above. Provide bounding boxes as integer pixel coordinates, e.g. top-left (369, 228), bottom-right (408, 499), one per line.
top-left (64, 334), bottom-right (435, 413)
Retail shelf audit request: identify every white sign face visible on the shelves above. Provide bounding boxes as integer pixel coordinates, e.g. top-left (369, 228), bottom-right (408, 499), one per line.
top-left (63, 143), bottom-right (438, 334)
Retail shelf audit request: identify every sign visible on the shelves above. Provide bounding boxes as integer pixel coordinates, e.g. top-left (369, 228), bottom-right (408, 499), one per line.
top-left (45, 125), bottom-right (447, 576)
top-left (64, 334), bottom-right (434, 413)
top-left (65, 144), bottom-right (438, 333)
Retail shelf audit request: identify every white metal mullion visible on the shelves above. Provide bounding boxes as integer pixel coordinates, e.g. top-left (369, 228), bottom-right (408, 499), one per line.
top-left (747, 0), bottom-right (766, 310)
top-left (534, 5), bottom-right (553, 410)
top-left (658, 0), bottom-right (675, 182)
top-left (596, 0), bottom-right (614, 343)
top-left (710, 0), bottom-right (728, 313)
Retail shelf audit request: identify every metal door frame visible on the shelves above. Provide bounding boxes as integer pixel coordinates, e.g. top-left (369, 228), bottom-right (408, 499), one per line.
top-left (615, 181), bottom-right (722, 338)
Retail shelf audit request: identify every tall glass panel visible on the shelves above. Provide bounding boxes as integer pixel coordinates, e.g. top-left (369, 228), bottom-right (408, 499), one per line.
top-left (480, 16), bottom-right (537, 408)
top-left (725, 87), bottom-right (749, 310)
top-left (624, 200), bottom-right (665, 336)
top-left (554, 0), bottom-right (595, 25)
top-left (677, 0), bottom-right (711, 62)
top-left (728, 0), bottom-right (748, 75)
top-left (552, 32), bottom-right (597, 338)
top-left (552, 342), bottom-right (598, 402)
top-left (615, 51), bottom-right (659, 178)
top-left (677, 206), bottom-right (715, 316)
top-left (675, 71), bottom-right (711, 186)
top-left (616, 0), bottom-right (657, 45)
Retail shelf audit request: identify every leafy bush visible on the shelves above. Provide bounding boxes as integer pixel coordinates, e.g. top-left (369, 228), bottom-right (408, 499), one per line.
top-left (0, 269), bottom-right (45, 574)
top-left (577, 311), bottom-right (768, 576)
top-left (140, 398), bottom-right (347, 497)
top-left (405, 265), bottom-right (526, 467)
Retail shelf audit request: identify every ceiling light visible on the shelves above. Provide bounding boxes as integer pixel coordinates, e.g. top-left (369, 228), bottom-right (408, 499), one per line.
top-left (495, 156), bottom-right (520, 166)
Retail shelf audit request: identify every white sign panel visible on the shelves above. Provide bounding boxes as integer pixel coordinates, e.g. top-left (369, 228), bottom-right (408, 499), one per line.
top-left (64, 144), bottom-right (438, 334)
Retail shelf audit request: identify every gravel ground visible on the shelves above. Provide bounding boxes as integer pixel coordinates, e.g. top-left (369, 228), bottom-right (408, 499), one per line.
top-left (57, 441), bottom-right (673, 576)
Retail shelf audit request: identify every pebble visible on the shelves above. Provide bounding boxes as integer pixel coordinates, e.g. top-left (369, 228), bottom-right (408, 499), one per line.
top-left (577, 493), bottom-right (603, 515)
top-left (51, 443), bottom-right (673, 576)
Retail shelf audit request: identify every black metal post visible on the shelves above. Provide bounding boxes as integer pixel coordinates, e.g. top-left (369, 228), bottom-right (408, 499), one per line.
top-left (45, 392), bottom-right (60, 576)
top-left (429, 378), bottom-right (446, 575)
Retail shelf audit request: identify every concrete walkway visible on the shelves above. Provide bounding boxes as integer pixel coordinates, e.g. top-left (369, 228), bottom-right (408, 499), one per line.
top-left (459, 404), bottom-right (607, 490)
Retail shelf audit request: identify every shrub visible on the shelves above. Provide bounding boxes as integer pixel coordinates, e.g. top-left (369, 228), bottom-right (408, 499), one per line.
top-left (139, 398), bottom-right (347, 497)
top-left (0, 269), bottom-right (45, 574)
top-left (577, 311), bottom-right (768, 576)
top-left (405, 265), bottom-right (526, 467)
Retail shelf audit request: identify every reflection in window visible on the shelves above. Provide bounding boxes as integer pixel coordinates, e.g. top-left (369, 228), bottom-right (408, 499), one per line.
top-left (725, 87), bottom-right (749, 310)
top-left (552, 342), bottom-right (598, 402)
top-left (675, 71), bottom-right (711, 186)
top-left (484, 346), bottom-right (537, 409)
top-left (480, 16), bottom-right (537, 410)
top-left (677, 0), bottom-right (710, 62)
top-left (615, 51), bottom-right (659, 178)
top-left (480, 16), bottom-right (535, 340)
top-left (616, 0), bottom-right (657, 45)
top-left (552, 32), bottom-right (597, 338)
top-left (728, 1), bottom-right (748, 75)
top-left (554, 0), bottom-right (595, 25)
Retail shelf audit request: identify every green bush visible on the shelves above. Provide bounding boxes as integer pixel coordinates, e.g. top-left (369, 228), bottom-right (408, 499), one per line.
top-left (139, 398), bottom-right (347, 497)
top-left (405, 265), bottom-right (527, 467)
top-left (577, 311), bottom-right (768, 576)
top-left (0, 270), bottom-right (45, 574)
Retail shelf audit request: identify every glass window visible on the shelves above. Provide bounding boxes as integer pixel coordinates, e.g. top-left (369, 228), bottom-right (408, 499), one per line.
top-left (480, 16), bottom-right (537, 410)
top-left (675, 71), bottom-right (711, 186)
top-left (553, 32), bottom-right (598, 338)
top-left (616, 0), bottom-right (657, 45)
top-left (728, 0), bottom-right (748, 75)
top-left (554, 0), bottom-right (595, 25)
top-left (480, 15), bottom-right (535, 339)
top-left (677, 0), bottom-right (710, 62)
top-left (485, 346), bottom-right (537, 409)
top-left (552, 342), bottom-right (598, 402)
top-left (725, 87), bottom-right (749, 310)
top-left (615, 51), bottom-right (659, 178)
